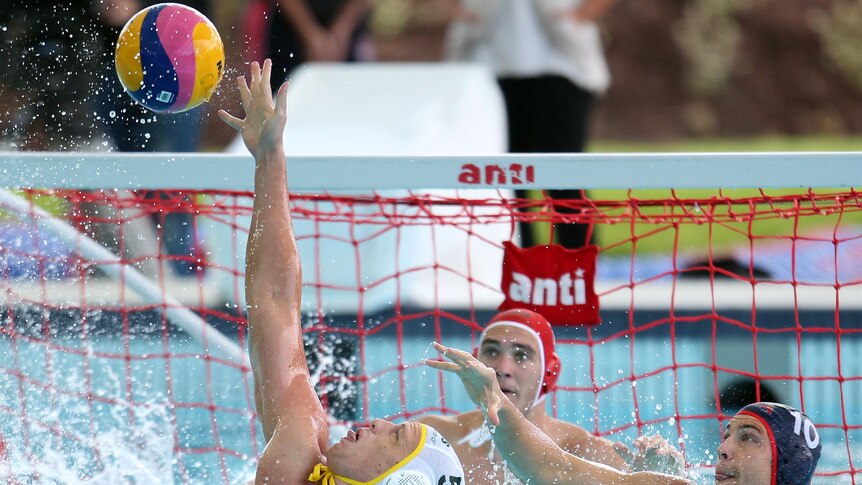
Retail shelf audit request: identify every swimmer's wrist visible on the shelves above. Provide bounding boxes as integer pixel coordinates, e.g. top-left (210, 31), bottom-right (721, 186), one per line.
top-left (495, 395), bottom-right (519, 422)
top-left (259, 142), bottom-right (284, 154)
top-left (257, 145), bottom-right (285, 162)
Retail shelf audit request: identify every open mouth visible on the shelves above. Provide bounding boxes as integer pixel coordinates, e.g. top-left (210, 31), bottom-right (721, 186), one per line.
top-left (342, 428), bottom-right (361, 443)
top-left (714, 472), bottom-right (736, 481)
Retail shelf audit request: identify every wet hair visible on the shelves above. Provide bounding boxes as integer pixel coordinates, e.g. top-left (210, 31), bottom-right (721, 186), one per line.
top-left (719, 378), bottom-right (780, 412)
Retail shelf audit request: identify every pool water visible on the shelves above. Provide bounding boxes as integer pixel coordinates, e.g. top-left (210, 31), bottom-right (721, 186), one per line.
top-left (0, 333), bottom-right (858, 484)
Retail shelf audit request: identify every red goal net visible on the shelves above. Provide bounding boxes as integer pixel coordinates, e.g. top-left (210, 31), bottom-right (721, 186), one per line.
top-left (0, 184), bottom-right (859, 484)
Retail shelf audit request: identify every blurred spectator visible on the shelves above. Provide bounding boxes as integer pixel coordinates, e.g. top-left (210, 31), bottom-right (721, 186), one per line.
top-left (0, 0), bottom-right (103, 150)
top-left (447, 0), bottom-right (618, 249)
top-left (262, 0), bottom-right (375, 92)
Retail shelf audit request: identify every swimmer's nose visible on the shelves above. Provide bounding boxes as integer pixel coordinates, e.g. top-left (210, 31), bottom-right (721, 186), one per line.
top-left (494, 355), bottom-right (516, 378)
top-left (717, 438), bottom-right (732, 461)
top-left (370, 419), bottom-right (393, 433)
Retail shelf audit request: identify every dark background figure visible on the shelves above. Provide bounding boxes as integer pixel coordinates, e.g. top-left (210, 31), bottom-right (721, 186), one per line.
top-left (265, 0), bottom-right (374, 92)
top-left (719, 378), bottom-right (781, 415)
top-left (446, 0), bottom-right (618, 249)
top-left (0, 0), bottom-right (103, 150)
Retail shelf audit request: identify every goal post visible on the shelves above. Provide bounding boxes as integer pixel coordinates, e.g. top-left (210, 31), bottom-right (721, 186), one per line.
top-left (0, 151), bottom-right (859, 484)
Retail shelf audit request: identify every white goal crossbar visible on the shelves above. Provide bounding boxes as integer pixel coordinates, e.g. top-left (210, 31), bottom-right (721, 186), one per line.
top-left (1, 151), bottom-right (860, 317)
top-left (0, 151), bottom-right (859, 190)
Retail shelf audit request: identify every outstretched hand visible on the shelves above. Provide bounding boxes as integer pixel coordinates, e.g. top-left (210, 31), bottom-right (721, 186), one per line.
top-left (425, 342), bottom-right (504, 426)
top-left (614, 434), bottom-right (687, 476)
top-left (218, 59), bottom-right (288, 156)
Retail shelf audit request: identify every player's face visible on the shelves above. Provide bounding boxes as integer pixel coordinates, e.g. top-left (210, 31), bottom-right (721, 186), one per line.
top-left (715, 414), bottom-right (773, 485)
top-left (325, 419), bottom-right (422, 481)
top-left (478, 325), bottom-right (543, 414)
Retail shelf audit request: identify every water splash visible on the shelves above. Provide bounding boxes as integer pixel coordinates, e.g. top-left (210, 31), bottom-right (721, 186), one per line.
top-left (457, 423), bottom-right (492, 448)
top-left (0, 380), bottom-right (174, 484)
top-left (304, 332), bottom-right (358, 422)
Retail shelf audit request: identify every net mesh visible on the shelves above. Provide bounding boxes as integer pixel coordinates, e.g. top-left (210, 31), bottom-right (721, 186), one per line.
top-left (0, 186), bottom-right (859, 484)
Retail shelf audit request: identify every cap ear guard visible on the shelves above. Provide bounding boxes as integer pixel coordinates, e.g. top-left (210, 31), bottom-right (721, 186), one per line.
top-left (542, 352), bottom-right (561, 394)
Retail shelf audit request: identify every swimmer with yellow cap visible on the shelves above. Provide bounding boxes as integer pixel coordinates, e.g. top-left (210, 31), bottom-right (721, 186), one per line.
top-left (308, 421), bottom-right (464, 485)
top-left (220, 60), bottom-right (464, 485)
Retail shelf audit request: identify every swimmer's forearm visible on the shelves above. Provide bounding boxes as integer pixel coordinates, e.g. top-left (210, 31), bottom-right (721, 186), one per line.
top-left (492, 397), bottom-right (584, 484)
top-left (493, 399), bottom-right (692, 485)
top-left (247, 144), bottom-right (306, 439)
top-left (246, 145), bottom-right (300, 307)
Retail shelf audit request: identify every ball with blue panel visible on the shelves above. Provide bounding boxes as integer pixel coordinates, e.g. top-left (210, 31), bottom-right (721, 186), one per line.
top-left (115, 3), bottom-right (224, 114)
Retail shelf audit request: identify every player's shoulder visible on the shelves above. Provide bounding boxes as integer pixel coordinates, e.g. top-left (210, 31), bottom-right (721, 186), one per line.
top-left (418, 410), bottom-right (483, 440)
top-left (417, 414), bottom-right (455, 428)
top-left (257, 424), bottom-right (326, 484)
top-left (544, 417), bottom-right (592, 447)
top-left (545, 416), bottom-right (590, 436)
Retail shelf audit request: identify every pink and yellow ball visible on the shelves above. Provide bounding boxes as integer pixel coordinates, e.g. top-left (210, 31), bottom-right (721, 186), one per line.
top-left (115, 3), bottom-right (224, 114)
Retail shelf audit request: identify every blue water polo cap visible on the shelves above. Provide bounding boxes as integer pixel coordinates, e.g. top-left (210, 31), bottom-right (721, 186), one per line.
top-left (737, 402), bottom-right (822, 485)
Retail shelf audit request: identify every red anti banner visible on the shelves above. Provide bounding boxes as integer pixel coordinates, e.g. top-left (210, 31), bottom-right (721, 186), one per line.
top-left (499, 241), bottom-right (601, 325)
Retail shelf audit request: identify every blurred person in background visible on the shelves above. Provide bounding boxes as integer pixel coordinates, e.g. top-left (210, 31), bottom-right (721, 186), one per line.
top-left (0, 1), bottom-right (191, 278)
top-left (0, 0), bottom-right (102, 150)
top-left (446, 0), bottom-right (618, 249)
top-left (259, 0), bottom-right (375, 92)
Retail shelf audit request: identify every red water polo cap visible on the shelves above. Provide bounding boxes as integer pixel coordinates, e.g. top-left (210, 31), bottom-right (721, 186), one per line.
top-left (480, 309), bottom-right (562, 406)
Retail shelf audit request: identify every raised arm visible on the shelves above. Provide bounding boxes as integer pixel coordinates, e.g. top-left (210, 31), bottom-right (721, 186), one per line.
top-left (219, 61), bottom-right (328, 451)
top-left (427, 343), bottom-right (694, 485)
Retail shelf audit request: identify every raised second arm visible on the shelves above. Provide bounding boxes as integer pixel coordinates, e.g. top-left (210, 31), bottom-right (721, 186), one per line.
top-left (493, 398), bottom-right (691, 485)
top-left (426, 343), bottom-right (694, 485)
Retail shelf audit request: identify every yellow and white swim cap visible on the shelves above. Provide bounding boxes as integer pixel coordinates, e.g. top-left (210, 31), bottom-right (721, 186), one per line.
top-left (309, 424), bottom-right (464, 485)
